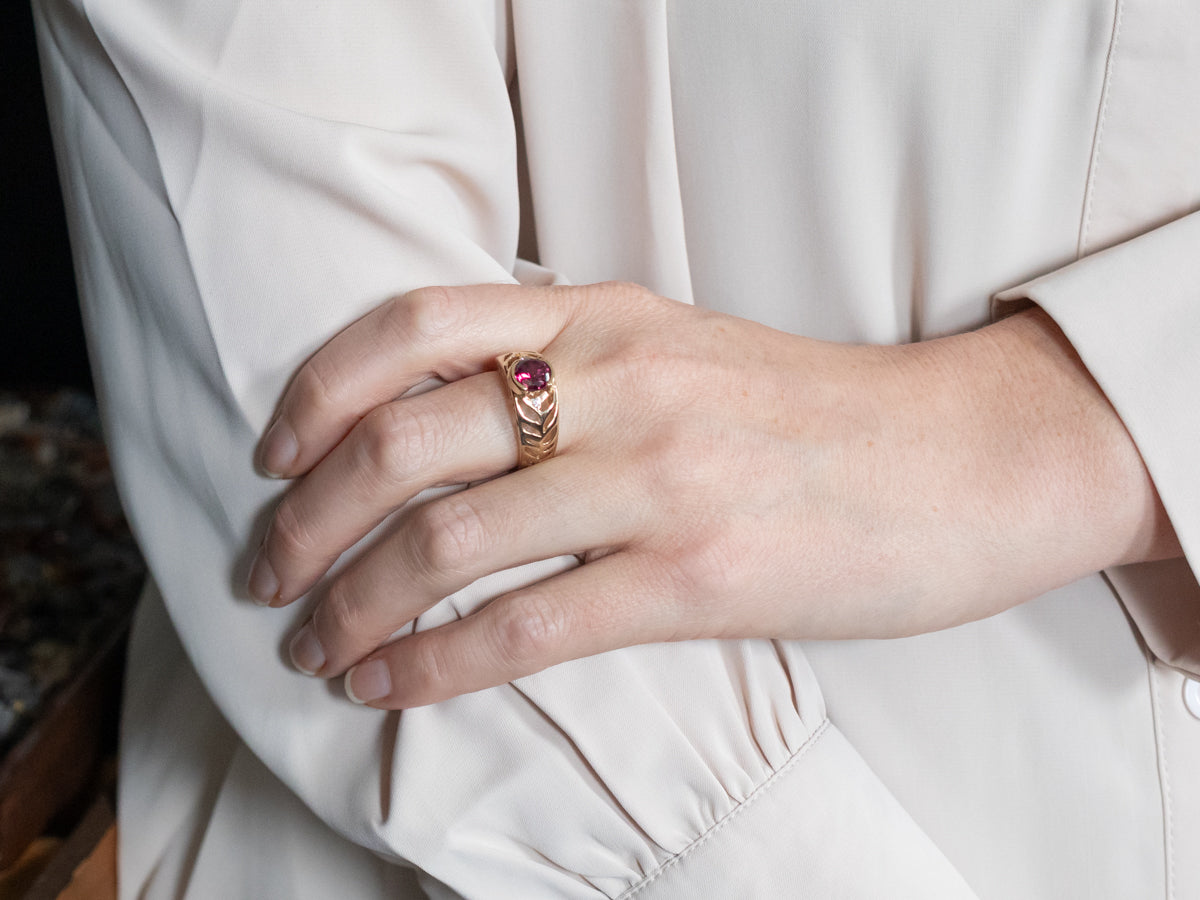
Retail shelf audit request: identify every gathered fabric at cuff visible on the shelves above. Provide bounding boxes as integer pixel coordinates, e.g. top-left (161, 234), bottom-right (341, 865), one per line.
top-left (620, 720), bottom-right (977, 900)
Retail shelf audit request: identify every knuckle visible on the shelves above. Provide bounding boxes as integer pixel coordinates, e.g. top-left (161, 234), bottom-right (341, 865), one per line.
top-left (271, 496), bottom-right (320, 559)
top-left (408, 637), bottom-right (452, 693)
top-left (407, 495), bottom-right (488, 578)
top-left (293, 354), bottom-right (345, 414)
top-left (357, 404), bottom-right (438, 486)
top-left (492, 594), bottom-right (566, 667)
top-left (637, 419), bottom-right (701, 494)
top-left (389, 286), bottom-right (463, 348)
top-left (674, 530), bottom-right (745, 602)
top-left (321, 578), bottom-right (366, 638)
top-left (587, 280), bottom-right (665, 320)
top-left (594, 280), bottom-right (647, 303)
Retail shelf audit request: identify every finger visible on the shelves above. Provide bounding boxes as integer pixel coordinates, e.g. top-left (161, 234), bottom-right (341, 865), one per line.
top-left (290, 453), bottom-right (646, 677)
top-left (250, 372), bottom-right (514, 607)
top-left (257, 283), bottom-right (583, 478)
top-left (341, 551), bottom-right (687, 709)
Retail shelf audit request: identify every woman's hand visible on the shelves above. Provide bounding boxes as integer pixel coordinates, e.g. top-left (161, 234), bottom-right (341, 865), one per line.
top-left (246, 282), bottom-right (1178, 708)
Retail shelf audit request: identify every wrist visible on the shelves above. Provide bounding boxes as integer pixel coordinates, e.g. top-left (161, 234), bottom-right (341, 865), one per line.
top-left (962, 307), bottom-right (1179, 574)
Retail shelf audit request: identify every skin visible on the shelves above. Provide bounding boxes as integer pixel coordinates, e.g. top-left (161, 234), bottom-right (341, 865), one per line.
top-left (245, 281), bottom-right (1181, 708)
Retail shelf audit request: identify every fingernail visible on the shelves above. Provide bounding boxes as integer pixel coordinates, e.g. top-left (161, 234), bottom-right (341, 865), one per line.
top-left (247, 550), bottom-right (279, 606)
top-left (289, 623), bottom-right (326, 676)
top-left (259, 418), bottom-right (298, 478)
top-left (345, 659), bottom-right (391, 705)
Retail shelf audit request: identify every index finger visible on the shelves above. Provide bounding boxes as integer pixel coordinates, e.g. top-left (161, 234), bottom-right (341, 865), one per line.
top-left (256, 283), bottom-right (578, 478)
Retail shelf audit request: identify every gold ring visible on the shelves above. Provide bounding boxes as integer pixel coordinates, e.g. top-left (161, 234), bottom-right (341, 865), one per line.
top-left (496, 351), bottom-right (559, 467)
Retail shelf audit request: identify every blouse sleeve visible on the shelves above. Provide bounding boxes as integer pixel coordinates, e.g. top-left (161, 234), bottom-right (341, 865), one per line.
top-left (34, 0), bottom-right (976, 897)
top-left (990, 0), bottom-right (1200, 678)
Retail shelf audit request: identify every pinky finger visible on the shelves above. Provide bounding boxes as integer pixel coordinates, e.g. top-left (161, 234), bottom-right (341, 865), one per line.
top-left (343, 553), bottom-right (684, 709)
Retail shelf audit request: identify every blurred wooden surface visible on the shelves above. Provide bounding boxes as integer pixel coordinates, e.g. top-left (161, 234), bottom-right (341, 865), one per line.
top-left (54, 824), bottom-right (115, 900)
top-left (0, 622), bottom-right (125, 870)
top-left (0, 839), bottom-right (58, 900)
top-left (26, 795), bottom-right (115, 900)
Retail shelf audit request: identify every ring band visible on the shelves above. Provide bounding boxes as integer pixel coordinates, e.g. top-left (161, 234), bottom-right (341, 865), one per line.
top-left (496, 351), bottom-right (559, 467)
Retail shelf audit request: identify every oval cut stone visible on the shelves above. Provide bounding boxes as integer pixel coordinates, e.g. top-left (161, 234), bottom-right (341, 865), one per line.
top-left (513, 357), bottom-right (551, 391)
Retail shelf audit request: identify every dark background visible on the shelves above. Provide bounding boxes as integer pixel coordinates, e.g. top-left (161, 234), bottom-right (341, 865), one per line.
top-left (2, 1), bottom-right (91, 390)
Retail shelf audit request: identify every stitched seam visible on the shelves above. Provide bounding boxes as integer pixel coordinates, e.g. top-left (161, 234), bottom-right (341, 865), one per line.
top-left (616, 718), bottom-right (833, 900)
top-left (1078, 0), bottom-right (1124, 257)
top-left (1149, 663), bottom-right (1176, 899)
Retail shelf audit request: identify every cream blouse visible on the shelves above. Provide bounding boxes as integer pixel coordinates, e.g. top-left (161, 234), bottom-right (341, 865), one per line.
top-left (34, 0), bottom-right (1200, 897)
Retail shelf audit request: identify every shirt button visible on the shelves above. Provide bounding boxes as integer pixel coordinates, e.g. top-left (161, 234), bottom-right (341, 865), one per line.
top-left (1185, 678), bottom-right (1200, 721)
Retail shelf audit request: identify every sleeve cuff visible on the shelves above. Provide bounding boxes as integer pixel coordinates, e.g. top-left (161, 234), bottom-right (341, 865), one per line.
top-left (993, 210), bottom-right (1200, 676)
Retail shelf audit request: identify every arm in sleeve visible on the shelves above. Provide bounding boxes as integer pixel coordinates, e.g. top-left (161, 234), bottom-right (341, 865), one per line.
top-left (993, 1), bottom-right (1200, 676)
top-left (35, 0), bottom-right (977, 896)
top-left (995, 211), bottom-right (1200, 676)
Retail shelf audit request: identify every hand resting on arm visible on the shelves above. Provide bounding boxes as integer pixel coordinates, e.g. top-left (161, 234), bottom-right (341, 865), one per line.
top-left (245, 281), bottom-right (1182, 708)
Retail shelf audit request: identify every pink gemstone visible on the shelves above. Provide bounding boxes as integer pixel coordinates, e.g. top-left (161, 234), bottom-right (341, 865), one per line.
top-left (513, 357), bottom-right (551, 391)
